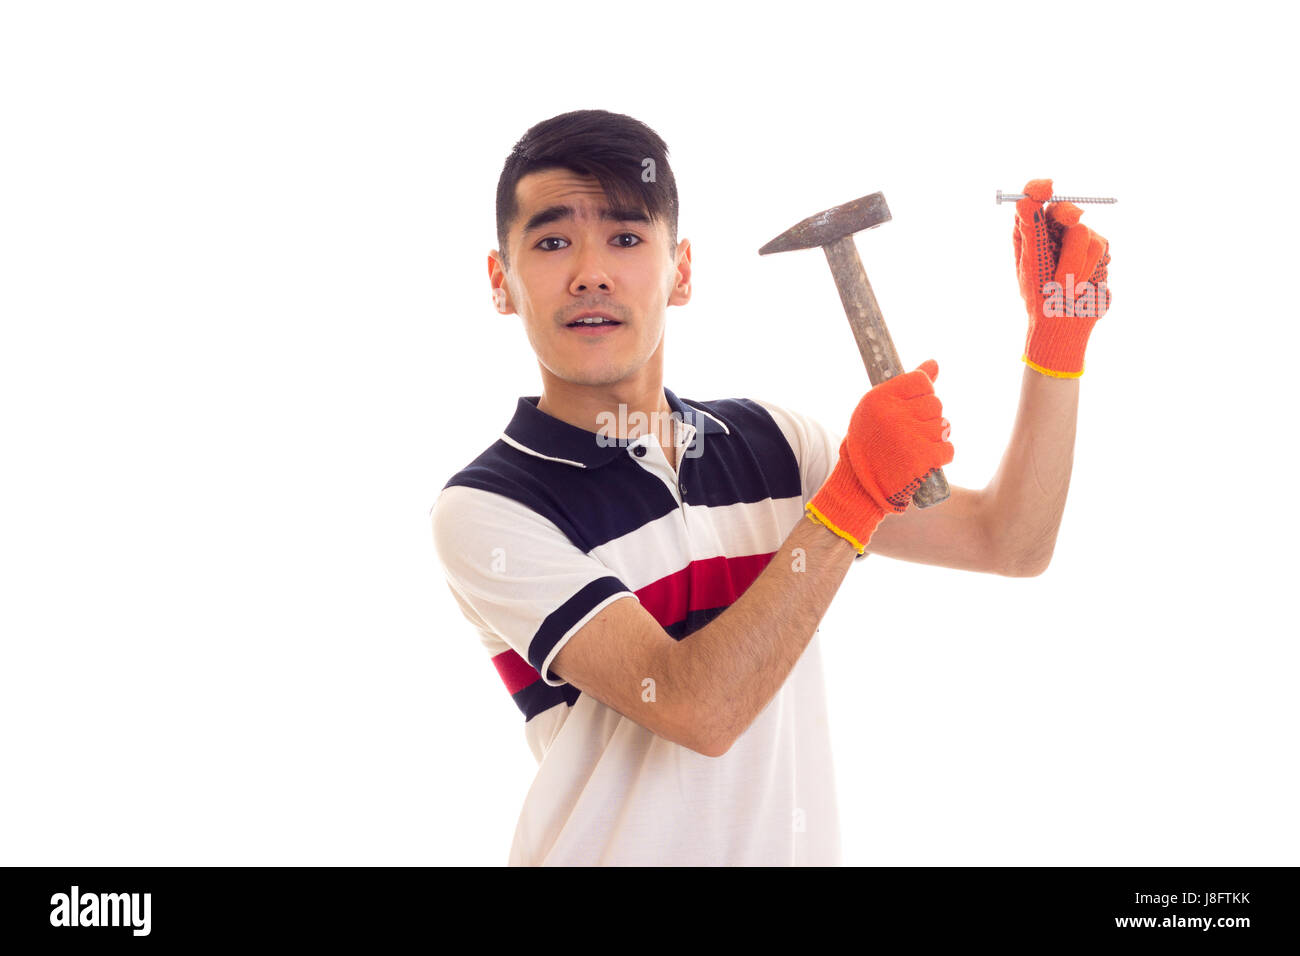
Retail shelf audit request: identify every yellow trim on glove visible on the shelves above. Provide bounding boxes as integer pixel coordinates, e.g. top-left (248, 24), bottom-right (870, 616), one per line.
top-left (805, 504), bottom-right (867, 555)
top-left (1021, 353), bottom-right (1085, 379)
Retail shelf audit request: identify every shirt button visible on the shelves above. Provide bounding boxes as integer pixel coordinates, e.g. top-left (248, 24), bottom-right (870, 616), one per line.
top-left (633, 445), bottom-right (646, 457)
top-left (680, 483), bottom-right (687, 496)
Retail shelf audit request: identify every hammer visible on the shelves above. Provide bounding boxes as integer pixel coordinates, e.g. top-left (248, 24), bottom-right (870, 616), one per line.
top-left (759, 192), bottom-right (950, 509)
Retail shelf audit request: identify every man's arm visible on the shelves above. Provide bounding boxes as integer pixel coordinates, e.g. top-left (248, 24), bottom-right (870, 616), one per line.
top-left (863, 365), bottom-right (1080, 577)
top-left (552, 360), bottom-right (1083, 754)
top-left (551, 513), bottom-right (857, 757)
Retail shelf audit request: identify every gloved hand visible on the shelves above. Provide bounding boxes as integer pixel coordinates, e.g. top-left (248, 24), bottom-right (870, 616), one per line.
top-left (805, 359), bottom-right (955, 554)
top-left (1015, 178), bottom-right (1112, 378)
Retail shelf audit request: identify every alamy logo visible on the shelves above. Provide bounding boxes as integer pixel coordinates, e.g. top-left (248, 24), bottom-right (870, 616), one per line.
top-left (49, 885), bottom-right (151, 936)
top-left (595, 405), bottom-right (704, 460)
top-left (1040, 273), bottom-right (1110, 318)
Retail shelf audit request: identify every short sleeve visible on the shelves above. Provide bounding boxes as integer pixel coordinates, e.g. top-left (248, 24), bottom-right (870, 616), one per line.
top-left (431, 484), bottom-right (638, 687)
top-left (749, 398), bottom-right (843, 509)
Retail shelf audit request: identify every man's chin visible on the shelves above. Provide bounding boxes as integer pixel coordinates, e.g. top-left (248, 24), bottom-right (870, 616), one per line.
top-left (553, 361), bottom-right (643, 389)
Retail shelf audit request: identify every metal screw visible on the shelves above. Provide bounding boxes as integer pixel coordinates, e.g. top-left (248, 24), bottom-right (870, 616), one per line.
top-left (997, 189), bottom-right (1118, 205)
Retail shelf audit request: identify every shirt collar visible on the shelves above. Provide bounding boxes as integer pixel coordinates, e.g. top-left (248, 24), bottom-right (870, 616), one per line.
top-left (500, 386), bottom-right (730, 470)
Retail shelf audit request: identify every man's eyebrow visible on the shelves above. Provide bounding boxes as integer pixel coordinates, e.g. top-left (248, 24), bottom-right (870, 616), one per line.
top-left (521, 204), bottom-right (652, 236)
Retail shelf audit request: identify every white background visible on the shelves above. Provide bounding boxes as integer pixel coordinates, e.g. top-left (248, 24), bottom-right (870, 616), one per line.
top-left (3, 0), bottom-right (1296, 866)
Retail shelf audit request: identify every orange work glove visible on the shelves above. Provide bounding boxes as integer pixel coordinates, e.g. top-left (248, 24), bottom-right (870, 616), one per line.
top-left (1014, 178), bottom-right (1112, 378)
top-left (806, 359), bottom-right (955, 555)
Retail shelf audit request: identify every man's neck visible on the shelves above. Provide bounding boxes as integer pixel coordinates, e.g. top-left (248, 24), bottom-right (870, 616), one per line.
top-left (535, 374), bottom-right (679, 468)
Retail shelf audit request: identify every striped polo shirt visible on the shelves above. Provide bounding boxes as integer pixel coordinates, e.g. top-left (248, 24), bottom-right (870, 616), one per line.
top-left (431, 386), bottom-right (845, 865)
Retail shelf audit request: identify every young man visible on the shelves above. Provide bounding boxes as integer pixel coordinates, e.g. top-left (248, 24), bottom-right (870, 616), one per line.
top-left (431, 110), bottom-right (1111, 865)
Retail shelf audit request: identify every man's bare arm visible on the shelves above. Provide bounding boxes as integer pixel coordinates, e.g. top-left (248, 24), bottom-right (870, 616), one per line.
top-left (551, 514), bottom-right (857, 757)
top-left (982, 366), bottom-right (1080, 575)
top-left (668, 514), bottom-right (857, 754)
top-left (859, 484), bottom-right (999, 573)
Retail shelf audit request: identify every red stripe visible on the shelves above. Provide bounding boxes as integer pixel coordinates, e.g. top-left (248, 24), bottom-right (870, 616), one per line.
top-left (635, 552), bottom-right (775, 628)
top-left (491, 648), bottom-right (540, 695)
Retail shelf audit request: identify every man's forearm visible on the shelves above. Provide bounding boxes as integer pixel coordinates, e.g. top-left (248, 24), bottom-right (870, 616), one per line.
top-left (984, 364), bottom-right (1081, 575)
top-left (669, 513), bottom-right (858, 756)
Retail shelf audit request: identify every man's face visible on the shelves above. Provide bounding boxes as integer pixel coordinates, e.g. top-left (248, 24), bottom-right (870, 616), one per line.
top-left (489, 169), bottom-right (691, 390)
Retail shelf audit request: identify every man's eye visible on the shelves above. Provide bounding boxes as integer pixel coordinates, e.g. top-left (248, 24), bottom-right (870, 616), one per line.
top-left (536, 234), bottom-right (642, 251)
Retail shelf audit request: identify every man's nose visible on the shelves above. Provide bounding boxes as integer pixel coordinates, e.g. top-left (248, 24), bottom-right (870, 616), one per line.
top-left (569, 243), bottom-right (612, 294)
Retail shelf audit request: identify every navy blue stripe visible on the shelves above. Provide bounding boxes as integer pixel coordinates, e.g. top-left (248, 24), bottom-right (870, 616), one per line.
top-left (451, 461), bottom-right (679, 551)
top-left (681, 398), bottom-right (802, 508)
top-left (512, 679), bottom-right (582, 720)
top-left (529, 576), bottom-right (632, 681)
top-left (443, 397), bottom-right (803, 552)
top-left (664, 605), bottom-right (729, 641)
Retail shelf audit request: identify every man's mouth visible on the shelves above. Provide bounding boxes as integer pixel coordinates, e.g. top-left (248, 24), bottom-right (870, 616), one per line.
top-left (566, 314), bottom-right (622, 328)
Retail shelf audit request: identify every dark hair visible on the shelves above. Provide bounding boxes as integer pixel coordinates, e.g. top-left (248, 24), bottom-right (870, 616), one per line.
top-left (495, 109), bottom-right (679, 270)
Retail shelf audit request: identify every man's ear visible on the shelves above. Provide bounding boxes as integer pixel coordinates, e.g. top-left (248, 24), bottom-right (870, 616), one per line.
top-left (668, 238), bottom-right (692, 307)
top-left (488, 250), bottom-right (514, 314)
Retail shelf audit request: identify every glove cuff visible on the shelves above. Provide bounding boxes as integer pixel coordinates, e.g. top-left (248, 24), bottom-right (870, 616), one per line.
top-left (805, 460), bottom-right (887, 555)
top-left (1023, 317), bottom-right (1098, 379)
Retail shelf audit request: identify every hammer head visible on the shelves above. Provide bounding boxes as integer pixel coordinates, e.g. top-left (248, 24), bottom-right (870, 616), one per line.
top-left (758, 192), bottom-right (891, 255)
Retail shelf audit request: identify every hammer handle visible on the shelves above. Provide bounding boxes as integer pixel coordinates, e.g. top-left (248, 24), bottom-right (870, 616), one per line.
top-left (823, 236), bottom-right (950, 509)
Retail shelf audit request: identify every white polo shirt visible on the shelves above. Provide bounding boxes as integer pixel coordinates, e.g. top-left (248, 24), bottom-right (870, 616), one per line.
top-left (431, 387), bottom-right (846, 865)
